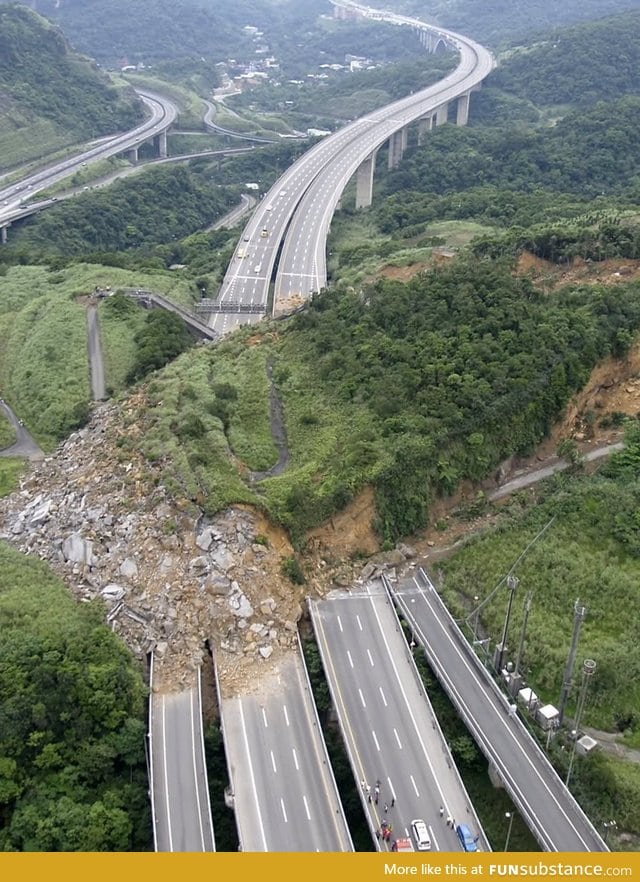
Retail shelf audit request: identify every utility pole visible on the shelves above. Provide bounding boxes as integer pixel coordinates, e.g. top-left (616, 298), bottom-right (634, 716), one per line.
top-left (558, 599), bottom-right (587, 727)
top-left (565, 659), bottom-right (596, 787)
top-left (514, 591), bottom-right (533, 679)
top-left (495, 575), bottom-right (518, 672)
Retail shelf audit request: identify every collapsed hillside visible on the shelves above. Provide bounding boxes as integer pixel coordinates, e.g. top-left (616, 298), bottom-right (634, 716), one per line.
top-left (3, 256), bottom-right (640, 695)
top-left (0, 393), bottom-right (304, 696)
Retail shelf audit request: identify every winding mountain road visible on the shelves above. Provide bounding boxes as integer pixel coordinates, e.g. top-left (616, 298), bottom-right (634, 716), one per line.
top-left (0, 400), bottom-right (43, 460)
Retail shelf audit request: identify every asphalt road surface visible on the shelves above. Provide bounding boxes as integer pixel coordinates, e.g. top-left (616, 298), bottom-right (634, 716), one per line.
top-left (309, 582), bottom-right (489, 853)
top-left (0, 90), bottom-right (178, 226)
top-left (213, 5), bottom-right (493, 336)
top-left (150, 682), bottom-right (215, 852)
top-left (0, 399), bottom-right (43, 460)
top-left (87, 304), bottom-right (106, 401)
top-left (220, 651), bottom-right (353, 852)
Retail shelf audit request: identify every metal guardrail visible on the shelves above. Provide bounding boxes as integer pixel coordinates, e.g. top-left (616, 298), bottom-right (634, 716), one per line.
top-left (148, 651), bottom-right (158, 852)
top-left (196, 666), bottom-right (216, 851)
top-left (197, 300), bottom-right (266, 314)
top-left (295, 630), bottom-right (355, 852)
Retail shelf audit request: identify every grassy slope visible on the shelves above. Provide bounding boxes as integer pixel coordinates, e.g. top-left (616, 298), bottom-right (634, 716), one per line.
top-left (440, 473), bottom-right (640, 737)
top-left (0, 410), bottom-right (16, 449)
top-left (0, 263), bottom-right (198, 447)
top-left (0, 5), bottom-right (141, 171)
top-left (0, 459), bottom-right (23, 497)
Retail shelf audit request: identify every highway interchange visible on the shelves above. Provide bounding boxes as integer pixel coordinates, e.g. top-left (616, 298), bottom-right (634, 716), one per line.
top-left (213, 2), bottom-right (494, 333)
top-left (1, 0), bottom-right (610, 855)
top-left (0, 90), bottom-right (178, 229)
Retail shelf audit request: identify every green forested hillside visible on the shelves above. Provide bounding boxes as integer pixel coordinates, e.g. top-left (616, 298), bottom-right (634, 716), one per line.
top-left (383, 97), bottom-right (640, 199)
top-left (490, 10), bottom-right (640, 107)
top-left (10, 164), bottom-right (239, 256)
top-left (0, 542), bottom-right (150, 851)
top-left (4, 0), bottom-right (418, 72)
top-left (389, 0), bottom-right (640, 45)
top-left (11, 0), bottom-right (274, 63)
top-left (0, 4), bottom-right (142, 170)
top-left (121, 263), bottom-right (640, 544)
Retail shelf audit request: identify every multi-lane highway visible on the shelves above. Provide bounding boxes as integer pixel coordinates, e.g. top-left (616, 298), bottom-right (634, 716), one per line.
top-left (219, 651), bottom-right (353, 852)
top-left (309, 583), bottom-right (489, 853)
top-left (0, 90), bottom-right (177, 229)
top-left (392, 570), bottom-right (608, 852)
top-left (149, 667), bottom-right (216, 852)
top-left (213, 4), bottom-right (494, 333)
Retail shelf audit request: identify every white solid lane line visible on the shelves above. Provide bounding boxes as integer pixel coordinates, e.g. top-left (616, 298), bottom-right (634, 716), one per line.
top-left (160, 696), bottom-right (174, 852)
top-left (189, 689), bottom-right (206, 850)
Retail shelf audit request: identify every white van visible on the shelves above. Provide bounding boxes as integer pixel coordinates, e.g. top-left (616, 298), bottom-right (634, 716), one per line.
top-left (411, 819), bottom-right (431, 851)
top-left (254, 263), bottom-right (262, 273)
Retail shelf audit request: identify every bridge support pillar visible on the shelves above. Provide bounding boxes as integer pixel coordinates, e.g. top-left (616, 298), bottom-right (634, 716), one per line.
top-left (129, 146), bottom-right (139, 163)
top-left (417, 115), bottom-right (433, 145)
top-left (387, 130), bottom-right (405, 169)
top-left (435, 103), bottom-right (448, 126)
top-left (0, 226), bottom-right (7, 245)
top-left (488, 762), bottom-right (505, 790)
top-left (156, 130), bottom-right (168, 159)
top-left (355, 149), bottom-right (377, 209)
top-left (456, 91), bottom-right (471, 126)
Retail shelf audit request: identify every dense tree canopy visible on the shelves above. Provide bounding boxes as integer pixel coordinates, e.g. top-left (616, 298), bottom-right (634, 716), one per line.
top-left (127, 308), bottom-right (193, 382)
top-left (382, 97), bottom-right (640, 200)
top-left (489, 11), bottom-right (640, 107)
top-left (263, 262), bottom-right (640, 540)
top-left (0, 4), bottom-right (141, 147)
top-left (12, 165), bottom-right (238, 256)
top-left (0, 543), bottom-right (150, 851)
top-left (393, 0), bottom-right (640, 45)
